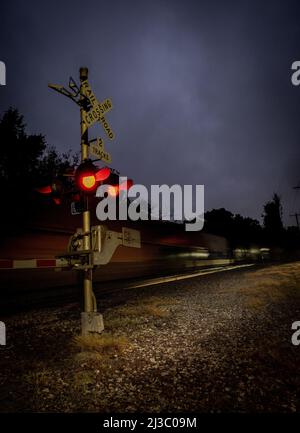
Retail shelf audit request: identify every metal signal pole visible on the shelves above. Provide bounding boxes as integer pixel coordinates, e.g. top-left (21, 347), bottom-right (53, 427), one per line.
top-left (79, 67), bottom-right (104, 335)
top-left (48, 67), bottom-right (122, 335)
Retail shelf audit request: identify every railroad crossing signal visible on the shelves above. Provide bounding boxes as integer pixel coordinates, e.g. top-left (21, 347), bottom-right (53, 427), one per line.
top-left (48, 74), bottom-right (114, 163)
top-left (48, 67), bottom-right (140, 337)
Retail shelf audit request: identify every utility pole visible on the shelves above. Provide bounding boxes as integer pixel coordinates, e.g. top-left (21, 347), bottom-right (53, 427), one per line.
top-left (291, 185), bottom-right (300, 229)
top-left (79, 67), bottom-right (104, 335)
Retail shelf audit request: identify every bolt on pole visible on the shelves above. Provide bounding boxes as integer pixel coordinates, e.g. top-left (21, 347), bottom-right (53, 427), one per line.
top-left (79, 67), bottom-right (104, 335)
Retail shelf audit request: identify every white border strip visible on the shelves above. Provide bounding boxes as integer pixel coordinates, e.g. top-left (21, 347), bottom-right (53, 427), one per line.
top-left (125, 263), bottom-right (255, 290)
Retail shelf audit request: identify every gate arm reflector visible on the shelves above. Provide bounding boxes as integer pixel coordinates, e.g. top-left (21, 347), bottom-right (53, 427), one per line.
top-left (0, 258), bottom-right (70, 270)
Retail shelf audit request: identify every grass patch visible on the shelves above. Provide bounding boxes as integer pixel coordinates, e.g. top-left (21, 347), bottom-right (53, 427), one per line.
top-left (239, 262), bottom-right (300, 309)
top-left (105, 315), bottom-right (141, 330)
top-left (116, 296), bottom-right (175, 318)
top-left (72, 333), bottom-right (129, 355)
top-left (118, 303), bottom-right (169, 318)
top-left (245, 297), bottom-right (267, 309)
top-left (72, 370), bottom-right (95, 387)
top-left (104, 296), bottom-right (179, 330)
top-left (23, 368), bottom-right (54, 390)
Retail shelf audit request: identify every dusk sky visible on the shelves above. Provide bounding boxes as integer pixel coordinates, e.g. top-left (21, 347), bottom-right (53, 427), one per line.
top-left (1, 0), bottom-right (300, 224)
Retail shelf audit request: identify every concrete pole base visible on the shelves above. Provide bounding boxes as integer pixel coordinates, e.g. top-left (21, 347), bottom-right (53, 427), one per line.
top-left (81, 312), bottom-right (104, 336)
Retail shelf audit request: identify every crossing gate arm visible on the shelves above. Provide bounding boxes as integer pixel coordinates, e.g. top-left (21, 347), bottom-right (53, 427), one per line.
top-left (0, 227), bottom-right (141, 270)
top-left (0, 258), bottom-right (70, 270)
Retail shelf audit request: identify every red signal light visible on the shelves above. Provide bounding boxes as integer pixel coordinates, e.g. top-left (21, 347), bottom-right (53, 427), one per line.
top-left (36, 185), bottom-right (52, 194)
top-left (95, 167), bottom-right (111, 182)
top-left (80, 173), bottom-right (96, 191)
top-left (75, 162), bottom-right (112, 193)
top-left (75, 161), bottom-right (98, 193)
top-left (71, 193), bottom-right (81, 202)
top-left (53, 197), bottom-right (62, 205)
top-left (107, 179), bottom-right (133, 197)
top-left (108, 185), bottom-right (119, 197)
top-left (120, 179), bottom-right (133, 191)
top-left (35, 180), bottom-right (64, 205)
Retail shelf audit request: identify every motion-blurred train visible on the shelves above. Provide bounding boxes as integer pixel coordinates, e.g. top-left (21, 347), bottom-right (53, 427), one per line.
top-left (0, 196), bottom-right (269, 295)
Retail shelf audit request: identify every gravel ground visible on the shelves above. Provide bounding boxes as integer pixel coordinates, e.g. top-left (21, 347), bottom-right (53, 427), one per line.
top-left (1, 263), bottom-right (300, 413)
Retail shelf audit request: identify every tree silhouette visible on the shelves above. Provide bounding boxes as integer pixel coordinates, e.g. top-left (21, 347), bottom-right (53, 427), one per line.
top-left (204, 208), bottom-right (262, 247)
top-left (0, 108), bottom-right (46, 189)
top-left (0, 107), bottom-right (77, 230)
top-left (263, 193), bottom-right (283, 234)
top-left (204, 208), bottom-right (234, 238)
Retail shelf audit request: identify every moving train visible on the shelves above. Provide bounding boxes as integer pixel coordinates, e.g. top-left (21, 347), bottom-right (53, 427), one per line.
top-left (0, 196), bottom-right (269, 299)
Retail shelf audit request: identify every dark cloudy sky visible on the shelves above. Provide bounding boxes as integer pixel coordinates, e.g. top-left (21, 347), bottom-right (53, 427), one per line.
top-left (1, 0), bottom-right (300, 224)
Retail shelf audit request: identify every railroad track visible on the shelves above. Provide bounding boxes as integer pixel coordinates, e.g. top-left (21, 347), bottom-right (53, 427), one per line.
top-left (0, 263), bottom-right (256, 316)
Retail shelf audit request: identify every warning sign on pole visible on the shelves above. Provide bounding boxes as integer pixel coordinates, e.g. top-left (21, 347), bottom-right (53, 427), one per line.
top-left (89, 138), bottom-right (112, 163)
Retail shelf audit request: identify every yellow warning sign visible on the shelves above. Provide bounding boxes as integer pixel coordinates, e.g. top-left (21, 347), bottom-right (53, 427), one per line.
top-left (89, 138), bottom-right (112, 163)
top-left (81, 80), bottom-right (114, 139)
